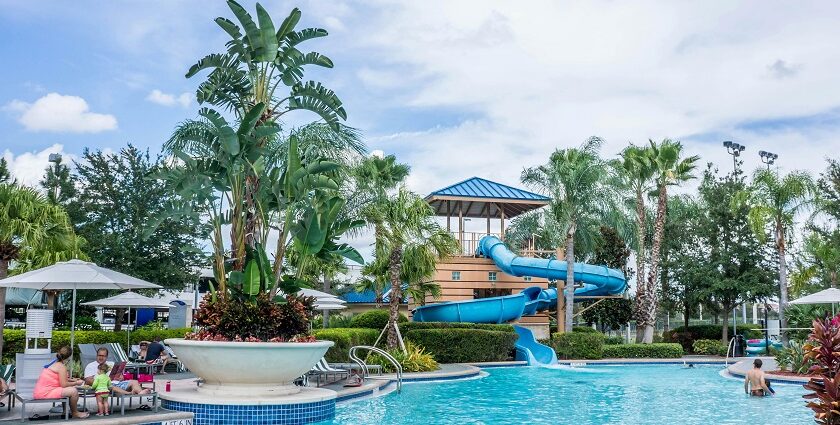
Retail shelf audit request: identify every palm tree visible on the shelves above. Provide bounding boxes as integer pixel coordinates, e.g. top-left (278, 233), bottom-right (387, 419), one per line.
top-left (616, 145), bottom-right (656, 341)
top-left (184, 1), bottom-right (348, 254)
top-left (737, 169), bottom-right (817, 342)
top-left (368, 188), bottom-right (457, 349)
top-left (639, 139), bottom-right (699, 343)
top-left (521, 137), bottom-right (621, 333)
top-left (354, 154), bottom-right (411, 250)
top-left (0, 184), bottom-right (85, 358)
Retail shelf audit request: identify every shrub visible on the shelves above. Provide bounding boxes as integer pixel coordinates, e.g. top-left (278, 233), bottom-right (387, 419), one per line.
top-left (552, 332), bottom-right (604, 360)
top-left (191, 293), bottom-right (312, 341)
top-left (775, 339), bottom-right (813, 374)
top-left (2, 328), bottom-right (192, 362)
top-left (349, 309), bottom-right (407, 330)
top-left (368, 341), bottom-right (438, 372)
top-left (692, 339), bottom-right (728, 356)
top-left (405, 329), bottom-right (517, 363)
top-left (312, 328), bottom-right (379, 362)
top-left (604, 336), bottom-right (624, 345)
top-left (804, 318), bottom-right (840, 423)
top-left (572, 326), bottom-right (600, 334)
top-left (401, 322), bottom-right (514, 333)
top-left (664, 325), bottom-right (763, 352)
top-left (603, 343), bottom-right (683, 358)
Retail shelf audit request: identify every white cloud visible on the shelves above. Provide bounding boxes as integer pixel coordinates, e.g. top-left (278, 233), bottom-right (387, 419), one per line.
top-left (2, 144), bottom-right (74, 188)
top-left (146, 89), bottom-right (192, 108)
top-left (4, 93), bottom-right (117, 133)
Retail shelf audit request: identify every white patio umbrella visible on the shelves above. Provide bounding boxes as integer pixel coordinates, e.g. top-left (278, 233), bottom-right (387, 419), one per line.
top-left (82, 292), bottom-right (171, 348)
top-left (297, 288), bottom-right (344, 303)
top-left (0, 260), bottom-right (161, 371)
top-left (790, 288), bottom-right (840, 314)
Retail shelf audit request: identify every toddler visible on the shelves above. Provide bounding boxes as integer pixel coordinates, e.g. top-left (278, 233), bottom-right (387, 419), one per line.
top-left (92, 362), bottom-right (111, 416)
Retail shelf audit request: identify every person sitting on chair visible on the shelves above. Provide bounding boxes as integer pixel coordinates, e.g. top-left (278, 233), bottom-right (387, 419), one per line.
top-left (144, 337), bottom-right (176, 374)
top-left (84, 347), bottom-right (150, 395)
top-left (33, 346), bottom-right (89, 419)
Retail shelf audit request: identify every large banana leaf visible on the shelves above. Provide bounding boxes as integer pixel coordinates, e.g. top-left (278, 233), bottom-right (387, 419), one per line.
top-left (275, 8), bottom-right (301, 42)
top-left (254, 4), bottom-right (278, 62)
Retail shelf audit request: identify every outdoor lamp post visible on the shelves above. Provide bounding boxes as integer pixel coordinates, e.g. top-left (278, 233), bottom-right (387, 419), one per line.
top-left (723, 141), bottom-right (746, 172)
top-left (759, 150), bottom-right (778, 170)
top-left (47, 153), bottom-right (62, 202)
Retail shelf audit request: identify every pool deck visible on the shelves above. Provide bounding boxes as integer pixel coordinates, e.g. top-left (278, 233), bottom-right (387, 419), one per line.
top-left (725, 357), bottom-right (811, 384)
top-left (321, 363), bottom-right (483, 402)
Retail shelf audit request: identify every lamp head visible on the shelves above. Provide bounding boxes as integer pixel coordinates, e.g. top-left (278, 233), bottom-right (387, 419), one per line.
top-left (723, 141), bottom-right (733, 148)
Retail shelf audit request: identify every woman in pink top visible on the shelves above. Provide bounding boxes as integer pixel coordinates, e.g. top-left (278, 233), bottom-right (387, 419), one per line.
top-left (33, 346), bottom-right (89, 419)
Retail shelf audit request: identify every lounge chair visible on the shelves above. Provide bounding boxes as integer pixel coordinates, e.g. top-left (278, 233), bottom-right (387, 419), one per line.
top-left (308, 358), bottom-right (350, 386)
top-left (8, 352), bottom-right (70, 422)
top-left (330, 362), bottom-right (383, 376)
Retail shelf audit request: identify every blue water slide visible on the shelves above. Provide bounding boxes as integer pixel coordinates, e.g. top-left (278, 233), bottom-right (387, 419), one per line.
top-left (411, 235), bottom-right (626, 365)
top-left (514, 325), bottom-right (558, 365)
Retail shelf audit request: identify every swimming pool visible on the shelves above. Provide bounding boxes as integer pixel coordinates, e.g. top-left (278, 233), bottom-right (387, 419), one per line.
top-left (319, 365), bottom-right (810, 424)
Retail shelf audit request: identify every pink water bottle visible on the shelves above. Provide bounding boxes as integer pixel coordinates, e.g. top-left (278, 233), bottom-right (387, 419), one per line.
top-left (165, 381), bottom-right (171, 392)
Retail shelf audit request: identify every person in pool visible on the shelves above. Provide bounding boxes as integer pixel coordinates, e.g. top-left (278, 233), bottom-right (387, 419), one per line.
top-left (744, 359), bottom-right (773, 396)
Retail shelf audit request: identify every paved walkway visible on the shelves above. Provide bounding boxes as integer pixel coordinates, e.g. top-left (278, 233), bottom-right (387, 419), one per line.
top-left (726, 357), bottom-right (810, 384)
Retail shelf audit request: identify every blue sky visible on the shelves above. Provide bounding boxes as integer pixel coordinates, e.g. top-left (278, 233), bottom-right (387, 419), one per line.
top-left (3, 1), bottom-right (840, 198)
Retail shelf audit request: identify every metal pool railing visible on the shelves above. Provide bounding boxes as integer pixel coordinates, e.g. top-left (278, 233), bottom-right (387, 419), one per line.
top-left (349, 345), bottom-right (402, 393)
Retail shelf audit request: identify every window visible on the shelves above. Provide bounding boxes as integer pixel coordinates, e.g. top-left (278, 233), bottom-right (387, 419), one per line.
top-left (488, 272), bottom-right (497, 281)
top-left (524, 276), bottom-right (532, 282)
top-left (451, 271), bottom-right (461, 281)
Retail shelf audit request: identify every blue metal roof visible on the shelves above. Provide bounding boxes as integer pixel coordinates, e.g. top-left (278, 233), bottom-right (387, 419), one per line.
top-left (428, 177), bottom-right (549, 202)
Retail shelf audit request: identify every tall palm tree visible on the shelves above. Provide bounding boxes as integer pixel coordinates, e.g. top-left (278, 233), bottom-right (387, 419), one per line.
top-left (736, 169), bottom-right (817, 342)
top-left (368, 188), bottom-right (457, 349)
top-left (521, 137), bottom-right (621, 333)
top-left (616, 145), bottom-right (656, 340)
top-left (354, 154), bottom-right (411, 250)
top-left (639, 139), bottom-right (699, 343)
top-left (0, 184), bottom-right (85, 358)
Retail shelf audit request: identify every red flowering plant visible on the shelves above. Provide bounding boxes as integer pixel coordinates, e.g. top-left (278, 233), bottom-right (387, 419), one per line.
top-left (803, 316), bottom-right (840, 425)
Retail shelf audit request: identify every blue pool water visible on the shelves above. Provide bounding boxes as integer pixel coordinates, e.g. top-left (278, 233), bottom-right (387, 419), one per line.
top-left (318, 365), bottom-right (810, 424)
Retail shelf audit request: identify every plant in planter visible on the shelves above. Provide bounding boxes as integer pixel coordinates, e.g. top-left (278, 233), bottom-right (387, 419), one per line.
top-left (152, 1), bottom-right (365, 396)
top-left (804, 318), bottom-right (840, 424)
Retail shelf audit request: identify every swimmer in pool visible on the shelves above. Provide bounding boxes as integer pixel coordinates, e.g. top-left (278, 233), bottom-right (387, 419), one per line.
top-left (744, 359), bottom-right (773, 396)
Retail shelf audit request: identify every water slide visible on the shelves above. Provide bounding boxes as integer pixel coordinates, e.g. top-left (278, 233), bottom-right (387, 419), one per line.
top-left (412, 235), bottom-right (627, 365)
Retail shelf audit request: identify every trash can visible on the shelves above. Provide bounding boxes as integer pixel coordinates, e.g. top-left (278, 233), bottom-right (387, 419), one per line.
top-left (733, 334), bottom-right (746, 357)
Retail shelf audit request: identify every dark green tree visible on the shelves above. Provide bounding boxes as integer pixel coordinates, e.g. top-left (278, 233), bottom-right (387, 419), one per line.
top-left (40, 155), bottom-right (77, 207)
top-left (581, 227), bottom-right (633, 332)
top-left (0, 158), bottom-right (11, 184)
top-left (71, 145), bottom-right (206, 316)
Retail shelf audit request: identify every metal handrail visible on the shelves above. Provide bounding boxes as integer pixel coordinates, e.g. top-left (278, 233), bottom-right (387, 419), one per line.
top-left (349, 345), bottom-right (402, 393)
top-left (725, 337), bottom-right (736, 367)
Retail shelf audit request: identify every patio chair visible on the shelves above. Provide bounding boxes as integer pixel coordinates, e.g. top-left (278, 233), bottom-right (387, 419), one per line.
top-left (9, 352), bottom-right (70, 422)
top-left (308, 358), bottom-right (350, 386)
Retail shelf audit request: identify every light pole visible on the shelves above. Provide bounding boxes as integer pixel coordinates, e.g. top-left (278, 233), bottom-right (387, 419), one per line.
top-left (723, 141), bottom-right (745, 173)
top-left (758, 150), bottom-right (778, 170)
top-left (47, 153), bottom-right (62, 202)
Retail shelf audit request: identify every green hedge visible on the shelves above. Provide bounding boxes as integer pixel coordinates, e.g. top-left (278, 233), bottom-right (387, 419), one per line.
top-left (603, 343), bottom-right (683, 359)
top-left (348, 310), bottom-right (407, 329)
top-left (664, 325), bottom-right (761, 353)
top-left (604, 336), bottom-right (624, 345)
top-left (312, 328), bottom-right (379, 362)
top-left (552, 332), bottom-right (604, 360)
top-left (404, 329), bottom-right (517, 363)
top-left (692, 339), bottom-right (728, 356)
top-left (401, 322), bottom-right (514, 333)
top-left (2, 328), bottom-right (191, 362)
top-left (572, 326), bottom-right (600, 334)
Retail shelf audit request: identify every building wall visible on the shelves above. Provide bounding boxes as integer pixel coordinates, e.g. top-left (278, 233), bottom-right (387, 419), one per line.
top-left (429, 257), bottom-right (553, 331)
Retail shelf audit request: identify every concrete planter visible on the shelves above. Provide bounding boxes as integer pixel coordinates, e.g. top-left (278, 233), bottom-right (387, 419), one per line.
top-left (165, 338), bottom-right (333, 398)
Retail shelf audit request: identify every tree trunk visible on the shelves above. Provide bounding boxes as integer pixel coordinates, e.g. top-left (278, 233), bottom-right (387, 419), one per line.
top-left (683, 303), bottom-right (690, 328)
top-left (563, 230), bottom-right (575, 333)
top-left (776, 221), bottom-right (789, 344)
top-left (243, 175), bottom-right (261, 250)
top-left (114, 308), bottom-right (125, 332)
top-left (721, 307), bottom-right (729, 344)
top-left (642, 184), bottom-right (668, 343)
top-left (0, 259), bottom-right (7, 359)
top-left (831, 271), bottom-right (837, 289)
top-left (322, 273), bottom-right (330, 329)
top-left (633, 188), bottom-right (647, 343)
top-left (386, 245), bottom-right (403, 350)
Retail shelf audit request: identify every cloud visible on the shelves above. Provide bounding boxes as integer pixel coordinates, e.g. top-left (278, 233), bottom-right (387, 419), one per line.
top-left (767, 59), bottom-right (801, 79)
top-left (146, 89), bottom-right (192, 108)
top-left (1, 144), bottom-right (74, 188)
top-left (4, 93), bottom-right (117, 133)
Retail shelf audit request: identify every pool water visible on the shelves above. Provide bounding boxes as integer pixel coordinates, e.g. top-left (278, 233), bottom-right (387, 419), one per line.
top-left (318, 365), bottom-right (811, 424)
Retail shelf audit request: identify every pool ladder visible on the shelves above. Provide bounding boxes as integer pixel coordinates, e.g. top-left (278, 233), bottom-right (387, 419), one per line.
top-left (725, 337), bottom-right (737, 367)
top-left (349, 345), bottom-right (403, 393)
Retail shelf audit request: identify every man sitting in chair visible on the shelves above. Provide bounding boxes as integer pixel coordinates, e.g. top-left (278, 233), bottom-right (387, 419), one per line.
top-left (84, 348), bottom-right (150, 395)
top-left (143, 338), bottom-right (177, 374)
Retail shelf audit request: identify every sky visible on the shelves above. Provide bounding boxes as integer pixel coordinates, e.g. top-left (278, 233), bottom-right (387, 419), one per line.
top-left (2, 1), bottom-right (840, 263)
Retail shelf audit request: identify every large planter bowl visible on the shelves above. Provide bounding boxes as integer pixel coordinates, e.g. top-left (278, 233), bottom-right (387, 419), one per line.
top-left (165, 338), bottom-right (333, 398)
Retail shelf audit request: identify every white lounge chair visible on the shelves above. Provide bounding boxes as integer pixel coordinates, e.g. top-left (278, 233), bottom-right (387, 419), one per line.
top-left (308, 358), bottom-right (350, 386)
top-left (9, 352), bottom-right (70, 422)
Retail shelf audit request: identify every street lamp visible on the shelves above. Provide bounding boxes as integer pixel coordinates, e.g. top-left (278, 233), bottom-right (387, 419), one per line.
top-left (47, 153), bottom-right (62, 202)
top-left (723, 141), bottom-right (745, 172)
top-left (758, 150), bottom-right (778, 170)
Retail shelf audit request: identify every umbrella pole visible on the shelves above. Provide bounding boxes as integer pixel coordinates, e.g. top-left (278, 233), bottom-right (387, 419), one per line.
top-left (127, 306), bottom-right (131, 352)
top-left (69, 287), bottom-right (77, 377)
